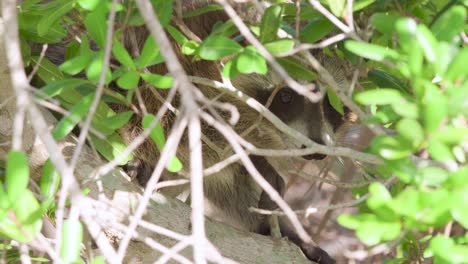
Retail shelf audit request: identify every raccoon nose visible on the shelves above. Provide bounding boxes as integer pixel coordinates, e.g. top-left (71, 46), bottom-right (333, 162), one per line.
top-left (300, 145), bottom-right (327, 160)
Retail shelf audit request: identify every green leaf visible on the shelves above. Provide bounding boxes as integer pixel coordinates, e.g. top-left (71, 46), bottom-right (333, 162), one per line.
top-left (371, 13), bottom-right (401, 34)
top-left (0, 191), bottom-right (42, 242)
top-left (116, 71), bottom-right (140, 90)
top-left (431, 5), bottom-right (466, 42)
top-left (371, 135), bottom-right (413, 160)
top-left (260, 5), bottom-right (283, 43)
top-left (415, 25), bottom-right (438, 63)
top-left (112, 40), bottom-right (135, 70)
top-left (142, 115), bottom-right (165, 149)
top-left (86, 52), bottom-right (112, 84)
top-left (354, 89), bottom-right (404, 105)
top-left (427, 140), bottom-right (454, 162)
top-left (327, 0), bottom-right (345, 17)
top-left (345, 41), bottom-right (399, 61)
top-left (236, 46), bottom-right (267, 75)
top-left (90, 256), bottom-right (105, 264)
top-left (153, 0), bottom-right (173, 27)
top-left (422, 84), bottom-right (447, 133)
top-left (182, 40), bottom-right (199, 55)
top-left (60, 220), bottom-right (83, 263)
top-left (264, 39), bottom-right (294, 55)
top-left (417, 167), bottom-right (448, 187)
top-left (40, 159), bottom-right (60, 199)
top-left (451, 189), bottom-right (468, 228)
top-left (52, 94), bottom-right (94, 140)
top-left (367, 70), bottom-right (408, 92)
top-left (167, 25), bottom-right (188, 45)
top-left (182, 4), bottom-right (224, 18)
top-left (299, 18), bottom-right (335, 43)
top-left (391, 101), bottom-right (419, 119)
top-left (433, 127), bottom-right (468, 144)
top-left (59, 54), bottom-right (93, 75)
top-left (142, 114), bottom-right (182, 172)
top-left (327, 89), bottom-right (344, 115)
top-left (135, 35), bottom-right (164, 69)
top-left (277, 57), bottom-right (317, 81)
top-left (100, 111), bottom-right (133, 131)
top-left (77, 0), bottom-right (99, 10)
top-left (445, 47), bottom-right (468, 81)
top-left (396, 118), bottom-right (424, 146)
top-left (141, 73), bottom-right (173, 89)
top-left (198, 36), bottom-right (243, 60)
top-left (222, 58), bottom-right (239, 79)
top-left (37, 1), bottom-right (74, 37)
top-left (84, 7), bottom-right (107, 47)
top-left (32, 57), bottom-right (65, 83)
top-left (90, 133), bottom-right (133, 165)
top-left (6, 151), bottom-right (29, 203)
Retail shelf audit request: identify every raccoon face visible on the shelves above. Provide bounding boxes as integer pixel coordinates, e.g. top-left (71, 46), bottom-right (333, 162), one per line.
top-left (268, 85), bottom-right (344, 160)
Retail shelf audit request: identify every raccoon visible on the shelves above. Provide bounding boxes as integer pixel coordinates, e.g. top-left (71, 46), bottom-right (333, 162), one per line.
top-left (108, 2), bottom-right (357, 263)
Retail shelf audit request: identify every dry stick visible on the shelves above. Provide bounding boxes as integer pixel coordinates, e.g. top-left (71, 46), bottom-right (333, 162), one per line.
top-left (1, 1), bottom-right (117, 260)
top-left (215, 0), bottom-right (322, 103)
top-left (27, 44), bottom-right (48, 81)
top-left (200, 112), bottom-right (314, 246)
top-left (277, 33), bottom-right (347, 57)
top-left (69, 0), bottom-right (118, 169)
top-left (300, 51), bottom-right (386, 135)
top-left (133, 1), bottom-right (211, 263)
top-left (189, 76), bottom-right (381, 164)
top-left (19, 244), bottom-right (32, 264)
top-left (116, 114), bottom-right (188, 262)
top-left (154, 238), bottom-right (193, 264)
top-left (97, 85), bottom-right (178, 176)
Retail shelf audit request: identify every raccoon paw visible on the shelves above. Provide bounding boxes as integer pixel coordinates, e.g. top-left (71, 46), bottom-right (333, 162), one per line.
top-left (124, 159), bottom-right (154, 187)
top-left (300, 243), bottom-right (335, 264)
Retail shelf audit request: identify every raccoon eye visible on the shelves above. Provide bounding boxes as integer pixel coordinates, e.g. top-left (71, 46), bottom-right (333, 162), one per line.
top-left (279, 89), bottom-right (294, 104)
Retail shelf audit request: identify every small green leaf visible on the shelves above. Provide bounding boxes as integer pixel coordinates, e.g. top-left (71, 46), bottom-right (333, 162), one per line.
top-left (264, 39), bottom-right (294, 55)
top-left (86, 52), bottom-right (112, 84)
top-left (427, 140), bottom-right (453, 162)
top-left (327, 89), bottom-right (344, 115)
top-left (422, 84), bottom-right (447, 133)
top-left (396, 118), bottom-right (424, 146)
top-left (135, 35), bottom-right (164, 69)
top-left (371, 13), bottom-right (401, 34)
top-left (344, 41), bottom-right (399, 61)
top-left (100, 111), bottom-right (133, 131)
top-left (182, 40), bottom-right (199, 55)
top-left (77, 0), bottom-right (99, 10)
top-left (84, 7), bottom-right (107, 47)
top-left (260, 5), bottom-right (283, 43)
top-left (417, 167), bottom-right (448, 187)
top-left (116, 71), bottom-right (140, 90)
top-left (0, 191), bottom-right (42, 242)
top-left (167, 25), bottom-right (188, 45)
top-left (36, 79), bottom-right (88, 100)
top-left (416, 25), bottom-right (438, 63)
top-left (32, 57), bottom-right (65, 83)
top-left (112, 40), bottom-right (135, 70)
top-left (141, 73), bottom-right (174, 89)
top-left (222, 59), bottom-right (239, 79)
top-left (37, 1), bottom-right (74, 37)
top-left (142, 115), bottom-right (165, 149)
top-left (367, 70), bottom-right (408, 92)
top-left (153, 0), bottom-right (173, 27)
top-left (371, 135), bottom-right (413, 160)
top-left (90, 256), bottom-right (106, 264)
top-left (40, 159), bottom-right (60, 199)
top-left (90, 133), bottom-right (133, 165)
top-left (182, 4), bottom-right (224, 18)
top-left (52, 94), bottom-right (94, 140)
top-left (327, 0), bottom-right (345, 17)
top-left (59, 54), bottom-right (93, 75)
top-left (198, 36), bottom-right (243, 60)
top-left (6, 151), bottom-right (29, 203)
top-left (277, 57), bottom-right (317, 81)
top-left (299, 18), bottom-right (335, 43)
top-left (445, 47), bottom-right (468, 81)
top-left (142, 114), bottom-right (182, 173)
top-left (236, 46), bottom-right (267, 75)
top-left (431, 5), bottom-right (466, 42)
top-left (451, 189), bottom-right (468, 228)
top-left (60, 220), bottom-right (83, 263)
top-left (354, 89), bottom-right (404, 105)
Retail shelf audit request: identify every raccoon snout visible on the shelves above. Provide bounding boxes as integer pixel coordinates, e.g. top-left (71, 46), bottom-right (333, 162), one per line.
top-left (300, 145), bottom-right (327, 160)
